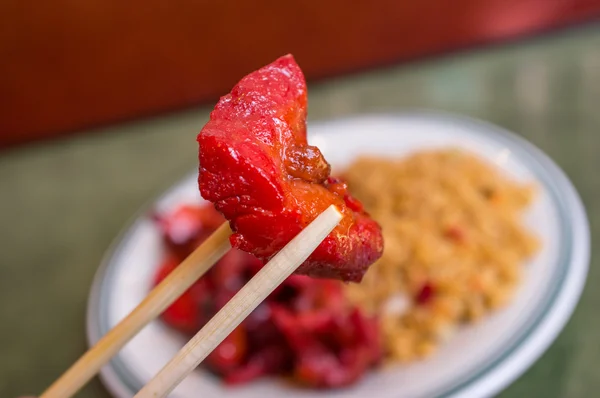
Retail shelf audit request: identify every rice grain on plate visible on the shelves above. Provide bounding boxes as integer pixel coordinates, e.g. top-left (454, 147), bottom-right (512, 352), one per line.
top-left (342, 150), bottom-right (539, 363)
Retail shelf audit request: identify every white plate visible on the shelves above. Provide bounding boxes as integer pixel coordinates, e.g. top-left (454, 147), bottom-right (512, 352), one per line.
top-left (88, 112), bottom-right (589, 398)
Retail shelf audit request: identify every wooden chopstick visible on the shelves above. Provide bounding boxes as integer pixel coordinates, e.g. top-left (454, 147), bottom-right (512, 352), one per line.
top-left (40, 223), bottom-right (233, 398)
top-left (135, 205), bottom-right (343, 398)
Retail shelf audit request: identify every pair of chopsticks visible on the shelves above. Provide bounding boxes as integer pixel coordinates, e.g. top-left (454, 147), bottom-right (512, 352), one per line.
top-left (40, 205), bottom-right (343, 398)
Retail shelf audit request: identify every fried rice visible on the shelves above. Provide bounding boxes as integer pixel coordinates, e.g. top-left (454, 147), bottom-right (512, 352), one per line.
top-left (342, 149), bottom-right (540, 362)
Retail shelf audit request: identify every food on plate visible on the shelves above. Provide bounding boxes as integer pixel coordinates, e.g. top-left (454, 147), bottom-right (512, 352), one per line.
top-left (154, 204), bottom-right (381, 388)
top-left (197, 54), bottom-right (383, 282)
top-left (153, 149), bottom-right (540, 388)
top-left (342, 150), bottom-right (540, 362)
top-left (151, 56), bottom-right (539, 388)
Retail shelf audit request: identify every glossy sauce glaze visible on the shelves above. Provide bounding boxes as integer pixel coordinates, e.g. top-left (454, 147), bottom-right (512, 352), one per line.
top-left (197, 55), bottom-right (383, 282)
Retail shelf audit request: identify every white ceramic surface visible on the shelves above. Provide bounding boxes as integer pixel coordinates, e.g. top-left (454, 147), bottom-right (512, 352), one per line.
top-left (88, 113), bottom-right (589, 398)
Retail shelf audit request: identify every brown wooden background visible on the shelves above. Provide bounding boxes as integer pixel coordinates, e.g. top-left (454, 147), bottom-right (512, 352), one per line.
top-left (1, 0), bottom-right (599, 148)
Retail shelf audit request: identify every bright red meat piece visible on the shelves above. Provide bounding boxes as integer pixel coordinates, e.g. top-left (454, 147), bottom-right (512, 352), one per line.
top-left (205, 326), bottom-right (248, 374)
top-left (154, 256), bottom-right (211, 334)
top-left (271, 306), bottom-right (381, 388)
top-left (154, 204), bottom-right (382, 389)
top-left (153, 204), bottom-right (225, 260)
top-left (197, 54), bottom-right (383, 282)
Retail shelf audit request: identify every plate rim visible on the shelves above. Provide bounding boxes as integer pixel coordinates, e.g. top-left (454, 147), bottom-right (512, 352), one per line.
top-left (87, 111), bottom-right (590, 398)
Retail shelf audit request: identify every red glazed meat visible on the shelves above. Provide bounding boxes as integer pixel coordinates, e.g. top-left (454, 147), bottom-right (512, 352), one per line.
top-left (153, 203), bottom-right (381, 388)
top-left (197, 55), bottom-right (383, 282)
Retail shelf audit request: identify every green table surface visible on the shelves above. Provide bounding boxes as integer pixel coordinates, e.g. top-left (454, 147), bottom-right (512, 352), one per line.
top-left (1, 25), bottom-right (599, 398)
